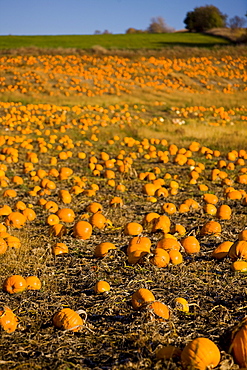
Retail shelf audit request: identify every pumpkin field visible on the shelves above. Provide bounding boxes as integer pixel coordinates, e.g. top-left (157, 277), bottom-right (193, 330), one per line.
top-left (0, 41), bottom-right (247, 370)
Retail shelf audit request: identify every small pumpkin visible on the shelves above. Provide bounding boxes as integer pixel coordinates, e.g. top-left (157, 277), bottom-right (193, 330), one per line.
top-left (212, 241), bottom-right (233, 259)
top-left (216, 204), bottom-right (232, 220)
top-left (200, 221), bottom-right (222, 236)
top-left (157, 237), bottom-right (180, 251)
top-left (52, 242), bottom-right (68, 255)
top-left (148, 301), bottom-right (170, 320)
top-left (231, 260), bottom-right (247, 272)
top-left (56, 208), bottom-right (75, 223)
top-left (169, 250), bottom-right (183, 265)
top-left (124, 222), bottom-right (143, 236)
top-left (3, 275), bottom-right (27, 294)
top-left (175, 297), bottom-right (189, 312)
top-left (228, 240), bottom-right (247, 261)
top-left (150, 248), bottom-right (170, 268)
top-left (131, 288), bottom-right (155, 310)
top-left (94, 242), bottom-right (116, 258)
top-left (94, 281), bottom-right (111, 294)
top-left (181, 337), bottom-right (221, 370)
top-left (25, 276), bottom-right (42, 290)
top-left (181, 236), bottom-right (200, 254)
top-left (89, 212), bottom-right (107, 229)
top-left (0, 306), bottom-right (18, 333)
top-left (73, 221), bottom-right (92, 240)
top-left (0, 237), bottom-right (8, 254)
top-left (53, 308), bottom-right (84, 332)
top-left (156, 345), bottom-right (182, 360)
top-left (5, 212), bottom-right (26, 228)
top-left (152, 215), bottom-right (171, 233)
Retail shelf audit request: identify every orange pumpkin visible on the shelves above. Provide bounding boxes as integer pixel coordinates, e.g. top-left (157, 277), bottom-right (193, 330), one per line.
top-left (181, 236), bottom-right (200, 254)
top-left (150, 248), bottom-right (170, 268)
top-left (94, 242), bottom-right (116, 258)
top-left (131, 288), bottom-right (155, 310)
top-left (0, 306), bottom-right (18, 333)
top-left (73, 221), bottom-right (92, 240)
top-left (57, 208), bottom-right (75, 223)
top-left (3, 275), bottom-right (27, 294)
top-left (53, 308), bottom-right (84, 332)
top-left (25, 276), bottom-right (42, 290)
top-left (181, 337), bottom-right (220, 370)
top-left (5, 212), bottom-right (26, 228)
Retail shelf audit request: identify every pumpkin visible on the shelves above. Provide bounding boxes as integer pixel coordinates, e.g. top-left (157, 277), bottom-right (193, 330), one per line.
top-left (170, 224), bottom-right (186, 236)
top-left (231, 317), bottom-right (247, 368)
top-left (231, 260), bottom-right (247, 272)
top-left (212, 241), bottom-right (233, 259)
top-left (142, 212), bottom-right (160, 230)
top-left (157, 237), bottom-right (180, 251)
top-left (94, 281), bottom-right (111, 294)
top-left (5, 212), bottom-right (26, 228)
top-left (73, 221), bottom-right (92, 240)
top-left (200, 221), bottom-right (222, 236)
top-left (86, 202), bottom-right (103, 213)
top-left (181, 236), bottom-right (200, 254)
top-left (49, 223), bottom-right (67, 238)
top-left (44, 201), bottom-right (59, 213)
top-left (6, 236), bottom-right (21, 249)
top-left (162, 202), bottom-right (177, 215)
top-left (94, 242), bottom-right (116, 258)
top-left (156, 345), bottom-right (182, 360)
top-left (152, 215), bottom-right (171, 233)
top-left (131, 288), bottom-right (155, 310)
top-left (239, 230), bottom-right (247, 241)
top-left (46, 214), bottom-right (60, 226)
top-left (150, 248), bottom-right (170, 268)
top-left (216, 204), bottom-right (232, 220)
top-left (169, 250), bottom-right (183, 265)
top-left (53, 308), bottom-right (84, 332)
top-left (22, 208), bottom-right (36, 221)
top-left (59, 190), bottom-right (72, 204)
top-left (56, 208), bottom-right (75, 223)
top-left (228, 240), bottom-right (247, 261)
top-left (203, 203), bottom-right (217, 216)
top-left (52, 242), bottom-right (68, 255)
top-left (89, 213), bottom-right (107, 229)
top-left (127, 236), bottom-right (151, 254)
top-left (3, 275), bottom-right (27, 294)
top-left (181, 337), bottom-right (221, 370)
top-left (0, 237), bottom-right (8, 254)
top-left (203, 193), bottom-right (218, 205)
top-left (124, 222), bottom-right (143, 236)
top-left (25, 276), bottom-right (42, 290)
top-left (0, 306), bottom-right (18, 333)
top-left (148, 301), bottom-right (170, 320)
top-left (175, 297), bottom-right (189, 312)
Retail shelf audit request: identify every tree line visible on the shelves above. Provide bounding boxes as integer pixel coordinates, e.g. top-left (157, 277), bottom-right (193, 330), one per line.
top-left (124, 5), bottom-right (246, 34)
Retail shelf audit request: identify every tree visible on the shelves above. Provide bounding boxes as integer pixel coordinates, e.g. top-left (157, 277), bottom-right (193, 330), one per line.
top-left (228, 16), bottom-right (246, 30)
top-left (147, 17), bottom-right (174, 33)
top-left (184, 5), bottom-right (227, 32)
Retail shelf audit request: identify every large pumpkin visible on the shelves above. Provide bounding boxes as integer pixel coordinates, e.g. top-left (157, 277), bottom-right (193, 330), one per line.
top-left (53, 308), bottom-right (84, 332)
top-left (231, 317), bottom-right (247, 368)
top-left (181, 337), bottom-right (220, 370)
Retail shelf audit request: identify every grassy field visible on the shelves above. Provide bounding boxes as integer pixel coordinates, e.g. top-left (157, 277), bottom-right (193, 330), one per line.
top-left (0, 32), bottom-right (231, 50)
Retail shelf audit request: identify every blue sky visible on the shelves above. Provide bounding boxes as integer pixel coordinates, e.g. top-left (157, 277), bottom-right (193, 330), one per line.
top-left (0, 0), bottom-right (246, 35)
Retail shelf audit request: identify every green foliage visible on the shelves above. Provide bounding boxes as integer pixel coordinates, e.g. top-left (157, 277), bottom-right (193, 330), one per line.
top-left (184, 5), bottom-right (227, 32)
top-left (0, 33), bottom-right (230, 51)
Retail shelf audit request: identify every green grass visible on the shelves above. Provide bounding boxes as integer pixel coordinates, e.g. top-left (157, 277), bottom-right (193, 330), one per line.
top-left (0, 33), bottom-right (231, 50)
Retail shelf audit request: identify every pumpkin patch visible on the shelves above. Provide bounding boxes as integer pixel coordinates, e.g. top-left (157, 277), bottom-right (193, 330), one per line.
top-left (0, 46), bottom-right (247, 369)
